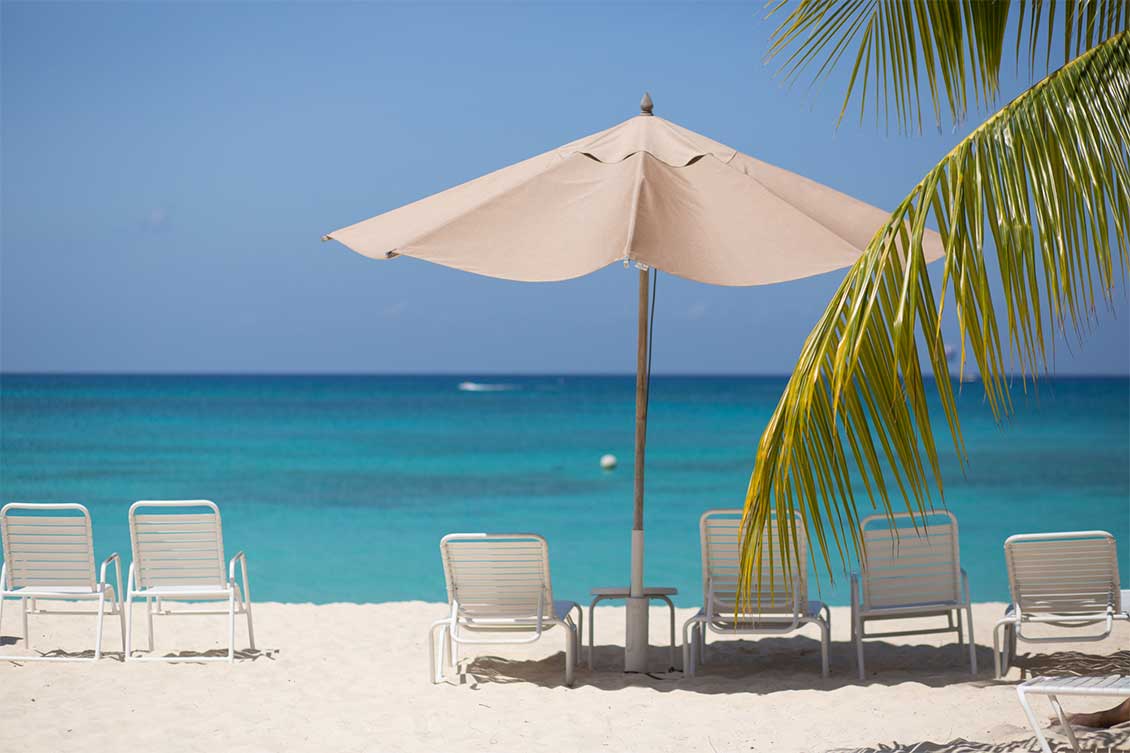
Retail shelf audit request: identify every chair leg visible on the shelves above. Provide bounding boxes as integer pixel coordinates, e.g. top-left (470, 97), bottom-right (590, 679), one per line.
top-left (94, 590), bottom-right (106, 661)
top-left (427, 620), bottom-right (450, 683)
top-left (145, 597), bottom-right (154, 652)
top-left (245, 600), bottom-right (256, 651)
top-left (992, 620), bottom-right (1005, 678)
top-left (665, 597), bottom-right (676, 670)
top-left (1007, 623), bottom-right (1017, 672)
top-left (956, 610), bottom-right (964, 646)
top-left (21, 597), bottom-right (29, 647)
top-left (571, 606), bottom-right (583, 668)
top-left (854, 615), bottom-right (866, 681)
top-left (965, 603), bottom-right (977, 675)
top-left (1016, 687), bottom-right (1055, 753)
top-left (1048, 694), bottom-right (1081, 752)
top-left (819, 618), bottom-right (830, 678)
top-left (587, 600), bottom-right (596, 669)
top-left (681, 618), bottom-right (695, 677)
top-left (563, 623), bottom-right (575, 687)
top-left (125, 591), bottom-right (134, 660)
top-left (227, 591), bottom-right (236, 663)
top-left (115, 590), bottom-right (126, 655)
top-left (578, 607), bottom-right (584, 663)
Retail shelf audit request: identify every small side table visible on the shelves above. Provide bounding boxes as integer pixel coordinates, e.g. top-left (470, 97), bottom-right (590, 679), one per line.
top-left (587, 586), bottom-right (678, 670)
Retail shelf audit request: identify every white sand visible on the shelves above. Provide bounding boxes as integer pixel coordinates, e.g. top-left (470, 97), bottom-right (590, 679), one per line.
top-left (2, 601), bottom-right (1127, 753)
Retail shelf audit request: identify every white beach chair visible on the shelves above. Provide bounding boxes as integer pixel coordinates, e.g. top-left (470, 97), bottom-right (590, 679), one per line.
top-left (429, 533), bottom-right (581, 686)
top-left (851, 510), bottom-right (976, 679)
top-left (1017, 674), bottom-right (1130, 753)
top-left (126, 500), bottom-right (255, 662)
top-left (0, 503), bottom-right (124, 661)
top-left (681, 509), bottom-right (830, 678)
top-left (994, 531), bottom-right (1128, 678)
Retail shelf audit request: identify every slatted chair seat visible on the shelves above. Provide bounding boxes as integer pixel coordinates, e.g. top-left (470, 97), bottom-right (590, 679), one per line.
top-left (681, 510), bottom-right (830, 678)
top-left (126, 500), bottom-right (255, 662)
top-left (993, 531), bottom-right (1128, 678)
top-left (428, 533), bottom-right (581, 686)
top-left (850, 510), bottom-right (976, 680)
top-left (1, 503), bottom-right (124, 661)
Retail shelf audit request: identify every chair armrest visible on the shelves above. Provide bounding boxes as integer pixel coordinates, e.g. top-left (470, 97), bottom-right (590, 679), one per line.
top-left (229, 551), bottom-right (248, 580)
top-left (99, 552), bottom-right (122, 593)
top-left (229, 551), bottom-right (252, 601)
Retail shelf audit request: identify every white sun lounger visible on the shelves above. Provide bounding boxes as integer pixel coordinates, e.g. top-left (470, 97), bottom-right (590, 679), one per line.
top-left (681, 509), bottom-right (830, 678)
top-left (126, 500), bottom-right (255, 662)
top-left (1017, 674), bottom-right (1130, 753)
top-left (994, 531), bottom-right (1127, 678)
top-left (429, 533), bottom-right (581, 686)
top-left (0, 503), bottom-right (124, 661)
top-left (851, 510), bottom-right (976, 679)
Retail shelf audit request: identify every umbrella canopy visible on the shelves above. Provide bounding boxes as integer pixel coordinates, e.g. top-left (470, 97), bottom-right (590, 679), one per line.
top-left (324, 95), bottom-right (944, 283)
top-left (324, 94), bottom-right (943, 674)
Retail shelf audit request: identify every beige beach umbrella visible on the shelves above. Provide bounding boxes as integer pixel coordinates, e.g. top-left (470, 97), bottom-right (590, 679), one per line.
top-left (323, 93), bottom-right (944, 673)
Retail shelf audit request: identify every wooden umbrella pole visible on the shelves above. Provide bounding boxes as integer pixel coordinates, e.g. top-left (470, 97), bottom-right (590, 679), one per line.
top-left (631, 266), bottom-right (649, 591)
top-left (625, 266), bottom-right (650, 673)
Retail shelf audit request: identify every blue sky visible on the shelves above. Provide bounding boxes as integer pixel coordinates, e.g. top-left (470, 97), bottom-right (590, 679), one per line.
top-left (2, 2), bottom-right (1127, 375)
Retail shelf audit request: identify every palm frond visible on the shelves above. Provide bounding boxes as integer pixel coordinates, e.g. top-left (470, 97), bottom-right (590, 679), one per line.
top-left (767, 0), bottom-right (1129, 133)
top-left (741, 32), bottom-right (1130, 596)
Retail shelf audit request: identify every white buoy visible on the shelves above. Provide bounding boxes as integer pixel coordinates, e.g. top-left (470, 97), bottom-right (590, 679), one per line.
top-left (600, 454), bottom-right (618, 470)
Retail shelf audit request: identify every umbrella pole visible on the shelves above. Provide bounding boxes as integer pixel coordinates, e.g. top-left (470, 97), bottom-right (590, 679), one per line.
top-left (625, 266), bottom-right (650, 673)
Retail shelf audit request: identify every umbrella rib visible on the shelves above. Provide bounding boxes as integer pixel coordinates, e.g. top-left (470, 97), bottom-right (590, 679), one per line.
top-left (620, 154), bottom-right (649, 265)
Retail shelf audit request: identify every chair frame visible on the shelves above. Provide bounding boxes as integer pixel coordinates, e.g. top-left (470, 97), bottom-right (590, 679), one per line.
top-left (125, 500), bottom-right (255, 663)
top-left (1016, 674), bottom-right (1130, 753)
top-left (0, 502), bottom-right (125, 661)
top-left (994, 530), bottom-right (1127, 678)
top-left (428, 533), bottom-right (581, 686)
top-left (850, 510), bottom-right (976, 680)
top-left (681, 509), bottom-right (830, 678)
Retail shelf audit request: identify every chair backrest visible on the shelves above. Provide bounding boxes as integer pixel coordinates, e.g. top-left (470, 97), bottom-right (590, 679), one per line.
top-left (1004, 531), bottom-right (1121, 616)
top-left (440, 533), bottom-right (552, 620)
top-left (860, 510), bottom-right (962, 609)
top-left (0, 503), bottom-right (96, 591)
top-left (129, 500), bottom-right (226, 590)
top-left (699, 509), bottom-right (807, 620)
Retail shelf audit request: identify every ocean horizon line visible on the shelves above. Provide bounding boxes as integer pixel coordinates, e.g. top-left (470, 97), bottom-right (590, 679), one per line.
top-left (3, 370), bottom-right (1128, 379)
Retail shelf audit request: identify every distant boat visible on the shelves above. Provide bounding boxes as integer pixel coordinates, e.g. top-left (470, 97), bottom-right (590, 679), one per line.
top-left (457, 381), bottom-right (518, 392)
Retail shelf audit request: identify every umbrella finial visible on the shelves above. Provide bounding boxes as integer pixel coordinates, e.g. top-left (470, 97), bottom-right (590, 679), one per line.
top-left (640, 92), bottom-right (654, 116)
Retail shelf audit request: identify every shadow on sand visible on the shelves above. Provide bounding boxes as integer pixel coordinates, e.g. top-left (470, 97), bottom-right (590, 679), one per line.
top-left (459, 635), bottom-right (1000, 692)
top-left (1012, 649), bottom-right (1130, 679)
top-left (458, 639), bottom-right (1129, 698)
top-left (826, 728), bottom-right (1130, 752)
top-left (0, 636), bottom-right (276, 663)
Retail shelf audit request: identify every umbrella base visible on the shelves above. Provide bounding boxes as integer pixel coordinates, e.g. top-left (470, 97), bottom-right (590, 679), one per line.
top-left (624, 596), bottom-right (651, 672)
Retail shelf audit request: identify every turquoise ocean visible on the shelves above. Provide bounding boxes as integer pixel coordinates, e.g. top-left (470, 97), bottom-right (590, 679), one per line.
top-left (1, 374), bottom-right (1126, 606)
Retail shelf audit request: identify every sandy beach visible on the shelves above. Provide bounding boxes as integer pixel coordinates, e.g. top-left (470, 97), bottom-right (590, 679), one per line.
top-left (2, 601), bottom-right (1127, 752)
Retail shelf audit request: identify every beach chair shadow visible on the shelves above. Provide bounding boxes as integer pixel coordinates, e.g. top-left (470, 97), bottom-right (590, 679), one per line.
top-left (455, 652), bottom-right (577, 688)
top-left (0, 646), bottom-right (124, 662)
top-left (826, 730), bottom-right (1130, 753)
top-left (129, 647), bottom-right (276, 663)
top-left (0, 644), bottom-right (276, 663)
top-left (1011, 649), bottom-right (1130, 680)
top-left (461, 637), bottom-right (1000, 692)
